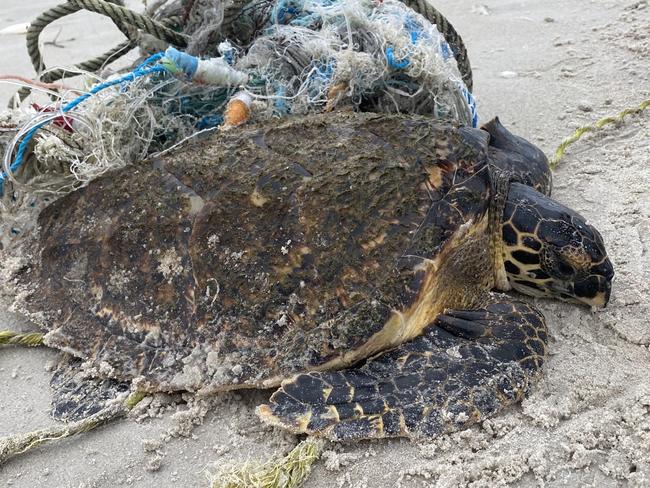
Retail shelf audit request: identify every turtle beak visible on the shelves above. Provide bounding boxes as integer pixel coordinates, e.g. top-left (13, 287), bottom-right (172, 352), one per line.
top-left (573, 259), bottom-right (614, 308)
top-left (578, 281), bottom-right (611, 309)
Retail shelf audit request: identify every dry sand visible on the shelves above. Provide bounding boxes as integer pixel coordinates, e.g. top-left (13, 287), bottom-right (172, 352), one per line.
top-left (1, 0), bottom-right (649, 487)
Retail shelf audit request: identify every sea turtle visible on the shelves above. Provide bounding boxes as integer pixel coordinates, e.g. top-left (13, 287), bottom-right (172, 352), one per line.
top-left (4, 111), bottom-right (613, 440)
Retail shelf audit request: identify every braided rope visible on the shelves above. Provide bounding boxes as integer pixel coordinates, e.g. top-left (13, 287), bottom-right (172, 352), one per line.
top-left (0, 390), bottom-right (147, 465)
top-left (400, 0), bottom-right (473, 92)
top-left (0, 330), bottom-right (44, 347)
top-left (13, 0), bottom-right (183, 106)
top-left (211, 438), bottom-right (324, 488)
top-left (550, 98), bottom-right (650, 169)
top-left (70, 0), bottom-right (188, 48)
top-left (27, 2), bottom-right (82, 74)
top-left (26, 0), bottom-right (145, 75)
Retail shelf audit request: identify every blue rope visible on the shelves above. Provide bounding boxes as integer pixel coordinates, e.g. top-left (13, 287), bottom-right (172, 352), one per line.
top-left (384, 16), bottom-right (478, 127)
top-left (404, 16), bottom-right (425, 44)
top-left (272, 0), bottom-right (300, 24)
top-left (462, 86), bottom-right (479, 127)
top-left (196, 114), bottom-right (224, 129)
top-left (438, 37), bottom-right (479, 127)
top-left (0, 53), bottom-right (167, 195)
top-left (274, 84), bottom-right (288, 116)
top-left (385, 47), bottom-right (410, 70)
top-left (385, 15), bottom-right (423, 71)
top-left (163, 47), bottom-right (198, 78)
top-left (220, 45), bottom-right (236, 66)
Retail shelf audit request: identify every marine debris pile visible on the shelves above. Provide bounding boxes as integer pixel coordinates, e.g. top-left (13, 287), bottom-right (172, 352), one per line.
top-left (0, 0), bottom-right (476, 248)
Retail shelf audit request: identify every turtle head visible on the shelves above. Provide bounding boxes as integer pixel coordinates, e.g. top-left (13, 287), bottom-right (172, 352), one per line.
top-left (500, 182), bottom-right (614, 308)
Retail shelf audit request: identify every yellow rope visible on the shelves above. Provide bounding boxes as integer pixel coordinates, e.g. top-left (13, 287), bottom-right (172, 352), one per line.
top-left (0, 389), bottom-right (147, 465)
top-left (211, 438), bottom-right (325, 488)
top-left (550, 98), bottom-right (650, 169)
top-left (0, 330), bottom-right (45, 347)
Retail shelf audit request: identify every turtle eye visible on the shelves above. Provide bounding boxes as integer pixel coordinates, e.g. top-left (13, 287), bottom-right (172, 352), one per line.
top-left (557, 260), bottom-right (574, 278)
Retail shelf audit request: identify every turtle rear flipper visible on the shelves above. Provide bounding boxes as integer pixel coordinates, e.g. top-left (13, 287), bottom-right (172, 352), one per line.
top-left (50, 355), bottom-right (130, 422)
top-left (257, 301), bottom-right (547, 441)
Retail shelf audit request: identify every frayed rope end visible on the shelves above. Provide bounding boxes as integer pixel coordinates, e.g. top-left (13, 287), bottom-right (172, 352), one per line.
top-left (0, 389), bottom-right (148, 466)
top-left (209, 437), bottom-right (325, 488)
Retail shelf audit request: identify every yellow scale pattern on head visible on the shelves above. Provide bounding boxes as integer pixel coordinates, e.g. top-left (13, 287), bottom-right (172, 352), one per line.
top-left (502, 213), bottom-right (552, 294)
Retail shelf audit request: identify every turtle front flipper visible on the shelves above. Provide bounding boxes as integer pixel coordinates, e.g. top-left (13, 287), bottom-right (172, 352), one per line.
top-left (257, 301), bottom-right (547, 441)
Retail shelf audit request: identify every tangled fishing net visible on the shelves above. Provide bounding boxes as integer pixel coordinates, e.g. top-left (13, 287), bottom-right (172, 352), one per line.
top-left (1, 0), bottom-right (475, 195)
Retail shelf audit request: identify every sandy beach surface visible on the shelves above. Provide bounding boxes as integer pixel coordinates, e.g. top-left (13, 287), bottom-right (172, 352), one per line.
top-left (1, 1), bottom-right (649, 487)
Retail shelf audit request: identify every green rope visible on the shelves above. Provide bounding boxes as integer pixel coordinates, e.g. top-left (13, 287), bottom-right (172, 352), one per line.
top-left (550, 98), bottom-right (650, 169)
top-left (12, 0), bottom-right (184, 106)
top-left (211, 438), bottom-right (324, 488)
top-left (0, 389), bottom-right (148, 466)
top-left (0, 330), bottom-right (44, 347)
top-left (26, 0), bottom-right (136, 75)
top-left (70, 0), bottom-right (187, 48)
top-left (123, 390), bottom-right (147, 409)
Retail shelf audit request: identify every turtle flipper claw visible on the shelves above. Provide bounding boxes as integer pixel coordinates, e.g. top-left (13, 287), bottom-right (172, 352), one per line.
top-left (436, 313), bottom-right (487, 339)
top-left (258, 301), bottom-right (548, 441)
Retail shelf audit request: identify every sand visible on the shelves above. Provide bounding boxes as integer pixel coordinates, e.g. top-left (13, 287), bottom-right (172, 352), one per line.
top-left (0, 0), bottom-right (649, 487)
